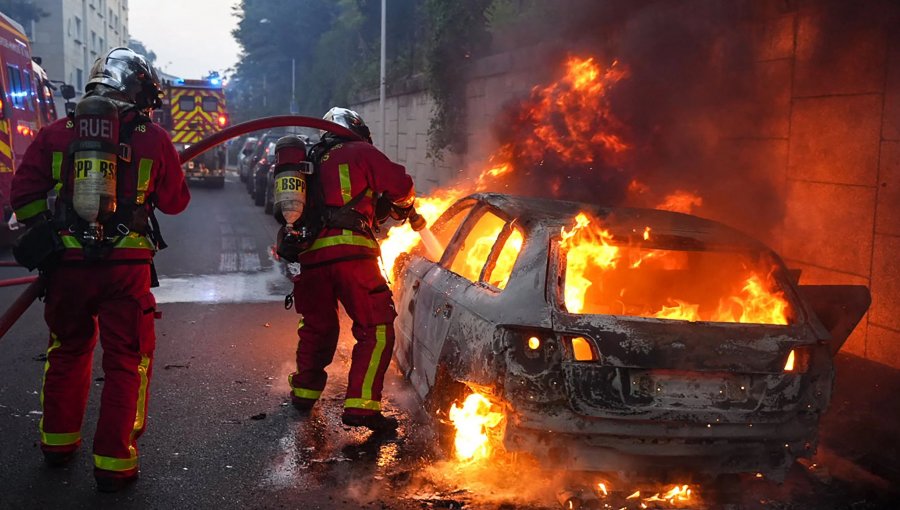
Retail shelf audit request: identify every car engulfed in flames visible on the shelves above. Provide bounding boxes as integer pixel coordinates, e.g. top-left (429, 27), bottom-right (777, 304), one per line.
top-left (391, 192), bottom-right (870, 480)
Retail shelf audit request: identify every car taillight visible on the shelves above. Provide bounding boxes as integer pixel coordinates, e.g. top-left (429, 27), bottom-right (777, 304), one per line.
top-left (783, 347), bottom-right (810, 373)
top-left (561, 335), bottom-right (599, 361)
top-left (217, 114), bottom-right (227, 126)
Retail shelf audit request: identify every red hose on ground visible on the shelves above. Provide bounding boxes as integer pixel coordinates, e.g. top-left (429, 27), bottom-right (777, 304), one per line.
top-left (1, 115), bottom-right (356, 341)
top-left (0, 277), bottom-right (44, 338)
top-left (0, 276), bottom-right (37, 288)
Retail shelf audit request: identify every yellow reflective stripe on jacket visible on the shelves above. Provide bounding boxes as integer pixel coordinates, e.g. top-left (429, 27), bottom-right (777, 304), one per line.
top-left (305, 233), bottom-right (378, 253)
top-left (116, 233), bottom-right (154, 249)
top-left (51, 151), bottom-right (63, 181)
top-left (38, 331), bottom-right (82, 451)
top-left (344, 398), bottom-right (382, 411)
top-left (15, 199), bottom-right (48, 221)
top-left (338, 163), bottom-right (353, 236)
top-left (136, 158), bottom-right (153, 205)
top-left (361, 324), bottom-right (388, 401)
top-left (338, 163), bottom-right (352, 204)
top-left (60, 233), bottom-right (154, 250)
top-left (94, 453), bottom-right (137, 472)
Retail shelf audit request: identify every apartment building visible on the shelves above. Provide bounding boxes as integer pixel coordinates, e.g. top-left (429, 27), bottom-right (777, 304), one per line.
top-left (27, 0), bottom-right (129, 109)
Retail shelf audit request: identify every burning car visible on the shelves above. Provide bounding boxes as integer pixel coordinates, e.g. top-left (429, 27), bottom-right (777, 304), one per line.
top-left (391, 192), bottom-right (870, 480)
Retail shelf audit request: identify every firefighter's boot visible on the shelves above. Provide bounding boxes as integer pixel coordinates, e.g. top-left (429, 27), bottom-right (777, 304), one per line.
top-left (341, 411), bottom-right (398, 434)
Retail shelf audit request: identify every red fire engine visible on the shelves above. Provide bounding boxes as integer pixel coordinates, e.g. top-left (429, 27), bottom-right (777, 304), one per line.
top-left (0, 11), bottom-right (59, 245)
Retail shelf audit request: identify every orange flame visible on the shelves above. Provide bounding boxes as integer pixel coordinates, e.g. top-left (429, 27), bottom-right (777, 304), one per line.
top-left (476, 56), bottom-right (629, 191)
top-left (448, 393), bottom-right (504, 462)
top-left (560, 212), bottom-right (791, 325)
top-left (657, 190), bottom-right (703, 214)
top-left (379, 189), bottom-right (463, 278)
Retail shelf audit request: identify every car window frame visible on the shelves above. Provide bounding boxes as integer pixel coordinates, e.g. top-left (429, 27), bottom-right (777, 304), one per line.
top-left (479, 219), bottom-right (524, 291)
top-left (440, 204), bottom-right (515, 287)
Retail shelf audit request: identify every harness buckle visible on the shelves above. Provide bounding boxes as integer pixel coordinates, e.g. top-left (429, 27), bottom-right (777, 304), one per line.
top-left (116, 223), bottom-right (131, 236)
top-left (119, 143), bottom-right (133, 163)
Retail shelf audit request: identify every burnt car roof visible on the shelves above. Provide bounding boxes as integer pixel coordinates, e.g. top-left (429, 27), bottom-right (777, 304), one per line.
top-left (471, 192), bottom-right (770, 253)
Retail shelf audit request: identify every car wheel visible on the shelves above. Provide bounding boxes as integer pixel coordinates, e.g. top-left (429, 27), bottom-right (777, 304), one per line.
top-left (424, 363), bottom-right (468, 458)
top-left (239, 168), bottom-right (247, 183)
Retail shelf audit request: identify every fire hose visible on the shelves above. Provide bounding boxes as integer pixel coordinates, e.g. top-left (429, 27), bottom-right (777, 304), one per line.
top-left (1, 115), bottom-right (423, 340)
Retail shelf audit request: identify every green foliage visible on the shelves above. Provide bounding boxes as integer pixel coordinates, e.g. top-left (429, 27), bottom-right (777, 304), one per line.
top-left (228, 0), bottom-right (425, 124)
top-left (423, 0), bottom-right (492, 157)
top-left (0, 0), bottom-right (46, 27)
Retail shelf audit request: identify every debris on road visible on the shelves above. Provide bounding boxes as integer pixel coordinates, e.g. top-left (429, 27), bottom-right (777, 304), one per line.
top-left (250, 412), bottom-right (267, 420)
top-left (32, 354), bottom-right (46, 362)
top-left (164, 362), bottom-right (191, 370)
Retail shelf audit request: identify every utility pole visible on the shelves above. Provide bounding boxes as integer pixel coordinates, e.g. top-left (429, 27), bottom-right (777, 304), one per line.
top-left (290, 58), bottom-right (298, 114)
top-left (380, 0), bottom-right (386, 149)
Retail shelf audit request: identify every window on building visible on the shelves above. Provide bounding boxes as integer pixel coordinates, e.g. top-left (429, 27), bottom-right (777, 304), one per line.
top-left (91, 30), bottom-right (96, 49)
top-left (109, 8), bottom-right (113, 24)
top-left (99, 37), bottom-right (104, 52)
top-left (6, 65), bottom-right (24, 109)
top-left (74, 17), bottom-right (82, 41)
top-left (76, 68), bottom-right (84, 90)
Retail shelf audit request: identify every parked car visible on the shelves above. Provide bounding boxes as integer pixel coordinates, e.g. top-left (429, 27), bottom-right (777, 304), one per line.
top-left (391, 193), bottom-right (870, 480)
top-left (237, 136), bottom-right (258, 182)
top-left (244, 131), bottom-right (281, 197)
top-left (251, 140), bottom-right (277, 206)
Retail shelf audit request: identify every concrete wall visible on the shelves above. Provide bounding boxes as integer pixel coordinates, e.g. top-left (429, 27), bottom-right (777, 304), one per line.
top-left (353, 1), bottom-right (900, 368)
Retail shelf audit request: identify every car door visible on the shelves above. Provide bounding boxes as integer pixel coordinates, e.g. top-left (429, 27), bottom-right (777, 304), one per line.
top-left (411, 206), bottom-right (523, 394)
top-left (395, 201), bottom-right (475, 396)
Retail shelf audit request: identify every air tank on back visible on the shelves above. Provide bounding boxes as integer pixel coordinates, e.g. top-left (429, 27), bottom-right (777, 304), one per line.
top-left (273, 135), bottom-right (311, 231)
top-left (71, 95), bottom-right (120, 241)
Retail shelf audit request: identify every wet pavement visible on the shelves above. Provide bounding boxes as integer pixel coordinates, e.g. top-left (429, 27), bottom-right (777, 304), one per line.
top-left (0, 173), bottom-right (898, 509)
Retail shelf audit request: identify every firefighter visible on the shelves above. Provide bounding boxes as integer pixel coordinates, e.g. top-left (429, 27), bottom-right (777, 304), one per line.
top-left (9, 48), bottom-right (190, 492)
top-left (281, 107), bottom-right (414, 433)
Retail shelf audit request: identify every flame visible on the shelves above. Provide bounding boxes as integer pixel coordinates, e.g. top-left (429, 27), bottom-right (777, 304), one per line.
top-left (475, 56), bottom-right (629, 191)
top-left (379, 189), bottom-right (463, 277)
top-left (448, 393), bottom-right (504, 462)
top-left (559, 213), bottom-right (620, 314)
top-left (560, 212), bottom-right (791, 325)
top-left (597, 482), bottom-right (698, 508)
top-left (657, 191), bottom-right (703, 214)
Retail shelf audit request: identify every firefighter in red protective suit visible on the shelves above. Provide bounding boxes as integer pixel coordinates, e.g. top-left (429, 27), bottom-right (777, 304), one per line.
top-left (10, 48), bottom-right (190, 492)
top-left (278, 107), bottom-right (414, 433)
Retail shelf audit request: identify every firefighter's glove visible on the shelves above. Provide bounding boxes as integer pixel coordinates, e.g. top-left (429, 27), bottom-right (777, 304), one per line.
top-left (389, 203), bottom-right (414, 222)
top-left (374, 194), bottom-right (393, 226)
top-left (276, 226), bottom-right (302, 263)
top-left (12, 215), bottom-right (64, 272)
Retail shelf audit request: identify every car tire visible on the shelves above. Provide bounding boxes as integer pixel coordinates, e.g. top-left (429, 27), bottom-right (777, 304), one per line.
top-left (239, 169), bottom-right (247, 183)
top-left (254, 186), bottom-right (265, 206)
top-left (424, 364), bottom-right (468, 459)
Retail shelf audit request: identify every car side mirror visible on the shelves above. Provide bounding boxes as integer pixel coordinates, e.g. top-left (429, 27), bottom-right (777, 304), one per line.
top-left (60, 84), bottom-right (76, 100)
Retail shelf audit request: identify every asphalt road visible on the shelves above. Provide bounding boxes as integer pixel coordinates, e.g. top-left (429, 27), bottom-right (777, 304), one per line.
top-left (0, 172), bottom-right (897, 509)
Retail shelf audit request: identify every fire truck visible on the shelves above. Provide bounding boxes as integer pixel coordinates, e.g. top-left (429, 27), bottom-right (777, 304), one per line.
top-left (158, 75), bottom-right (228, 188)
top-left (0, 11), bottom-right (59, 245)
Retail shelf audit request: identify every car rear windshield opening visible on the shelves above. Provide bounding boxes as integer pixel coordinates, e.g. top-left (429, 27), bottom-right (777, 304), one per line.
top-left (558, 235), bottom-right (793, 325)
